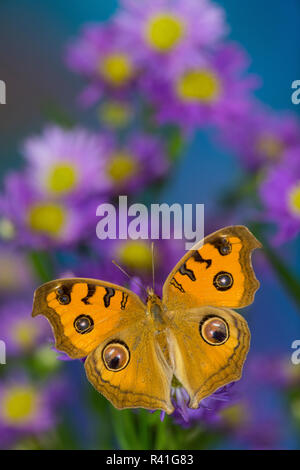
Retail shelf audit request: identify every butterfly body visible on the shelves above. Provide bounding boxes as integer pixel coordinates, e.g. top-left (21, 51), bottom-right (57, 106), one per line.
top-left (32, 226), bottom-right (261, 414)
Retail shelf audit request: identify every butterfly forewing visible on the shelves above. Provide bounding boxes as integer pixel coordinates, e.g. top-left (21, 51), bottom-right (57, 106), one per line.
top-left (162, 226), bottom-right (261, 311)
top-left (32, 278), bottom-right (146, 358)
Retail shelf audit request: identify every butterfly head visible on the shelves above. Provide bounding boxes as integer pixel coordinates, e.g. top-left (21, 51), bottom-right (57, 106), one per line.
top-left (146, 287), bottom-right (165, 324)
top-left (146, 287), bottom-right (160, 302)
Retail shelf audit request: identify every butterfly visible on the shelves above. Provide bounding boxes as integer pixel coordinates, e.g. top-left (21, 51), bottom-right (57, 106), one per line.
top-left (32, 226), bottom-right (261, 414)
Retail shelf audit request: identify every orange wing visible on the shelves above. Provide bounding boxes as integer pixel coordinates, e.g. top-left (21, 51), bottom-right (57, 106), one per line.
top-left (32, 278), bottom-right (146, 358)
top-left (166, 306), bottom-right (250, 408)
top-left (85, 320), bottom-right (174, 413)
top-left (162, 226), bottom-right (261, 311)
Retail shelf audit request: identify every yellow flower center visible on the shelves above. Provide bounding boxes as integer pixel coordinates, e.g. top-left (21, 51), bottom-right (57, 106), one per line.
top-left (220, 404), bottom-right (247, 428)
top-left (107, 152), bottom-right (138, 183)
top-left (99, 53), bottom-right (134, 86)
top-left (0, 218), bottom-right (15, 240)
top-left (0, 256), bottom-right (23, 291)
top-left (118, 241), bottom-right (153, 271)
top-left (47, 163), bottom-right (78, 194)
top-left (28, 203), bottom-right (66, 236)
top-left (288, 182), bottom-right (300, 218)
top-left (1, 386), bottom-right (38, 425)
top-left (12, 321), bottom-right (38, 350)
top-left (176, 68), bottom-right (221, 103)
top-left (98, 101), bottom-right (132, 128)
top-left (35, 345), bottom-right (60, 370)
top-left (47, 163), bottom-right (77, 194)
top-left (145, 14), bottom-right (185, 52)
top-left (257, 134), bottom-right (284, 160)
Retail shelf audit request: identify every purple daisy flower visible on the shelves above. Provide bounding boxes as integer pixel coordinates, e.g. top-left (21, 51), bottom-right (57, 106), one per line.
top-left (23, 126), bottom-right (110, 201)
top-left (141, 43), bottom-right (257, 132)
top-left (0, 172), bottom-right (100, 249)
top-left (65, 23), bottom-right (140, 107)
top-left (0, 374), bottom-right (66, 448)
top-left (259, 147), bottom-right (300, 244)
top-left (0, 300), bottom-right (51, 356)
top-left (219, 104), bottom-right (300, 171)
top-left (99, 132), bottom-right (170, 194)
top-left (116, 0), bottom-right (227, 71)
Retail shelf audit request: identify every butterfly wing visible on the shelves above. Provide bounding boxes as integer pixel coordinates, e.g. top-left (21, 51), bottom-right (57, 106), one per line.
top-left (32, 278), bottom-right (174, 413)
top-left (85, 321), bottom-right (174, 413)
top-left (32, 278), bottom-right (146, 359)
top-left (166, 306), bottom-right (250, 408)
top-left (163, 226), bottom-right (261, 310)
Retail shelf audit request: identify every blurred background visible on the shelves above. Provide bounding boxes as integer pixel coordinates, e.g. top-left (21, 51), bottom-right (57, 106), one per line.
top-left (0, 0), bottom-right (299, 450)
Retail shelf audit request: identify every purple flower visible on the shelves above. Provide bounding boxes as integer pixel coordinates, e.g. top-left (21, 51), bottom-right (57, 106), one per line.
top-left (259, 147), bottom-right (300, 244)
top-left (170, 382), bottom-right (235, 427)
top-left (99, 133), bottom-right (170, 194)
top-left (0, 374), bottom-right (66, 448)
top-left (141, 43), bottom-right (257, 132)
top-left (219, 104), bottom-right (300, 170)
top-left (65, 24), bottom-right (139, 106)
top-left (0, 172), bottom-right (100, 249)
top-left (116, 0), bottom-right (227, 69)
top-left (23, 126), bottom-right (110, 201)
top-left (0, 300), bottom-right (51, 356)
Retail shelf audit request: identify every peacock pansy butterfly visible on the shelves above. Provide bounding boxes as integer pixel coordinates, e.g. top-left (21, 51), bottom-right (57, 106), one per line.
top-left (32, 225), bottom-right (261, 414)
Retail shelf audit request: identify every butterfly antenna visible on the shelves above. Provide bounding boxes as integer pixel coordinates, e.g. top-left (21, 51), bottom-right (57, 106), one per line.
top-left (151, 242), bottom-right (155, 292)
top-left (112, 260), bottom-right (148, 295)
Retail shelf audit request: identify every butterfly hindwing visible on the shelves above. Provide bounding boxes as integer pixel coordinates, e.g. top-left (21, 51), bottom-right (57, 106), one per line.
top-left (163, 226), bottom-right (261, 310)
top-left (85, 320), bottom-right (174, 413)
top-left (166, 306), bottom-right (250, 408)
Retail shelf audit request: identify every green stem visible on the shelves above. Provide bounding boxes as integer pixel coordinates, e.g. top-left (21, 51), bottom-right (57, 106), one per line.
top-left (28, 250), bottom-right (55, 283)
top-left (154, 413), bottom-right (168, 450)
top-left (110, 408), bottom-right (141, 450)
